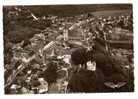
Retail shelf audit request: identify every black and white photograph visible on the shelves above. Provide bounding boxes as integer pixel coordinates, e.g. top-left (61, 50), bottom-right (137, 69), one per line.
top-left (3, 4), bottom-right (134, 94)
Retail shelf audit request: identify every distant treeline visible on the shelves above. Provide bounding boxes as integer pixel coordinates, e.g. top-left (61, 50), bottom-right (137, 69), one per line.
top-left (4, 4), bottom-right (132, 17)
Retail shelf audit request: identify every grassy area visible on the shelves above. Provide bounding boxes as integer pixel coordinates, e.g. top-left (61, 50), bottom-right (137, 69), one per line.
top-left (28, 4), bottom-right (132, 16)
top-left (9, 4), bottom-right (132, 17)
top-left (92, 10), bottom-right (132, 17)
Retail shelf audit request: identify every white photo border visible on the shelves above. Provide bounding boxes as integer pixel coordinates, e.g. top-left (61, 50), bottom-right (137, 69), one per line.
top-left (0, 0), bottom-right (137, 99)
